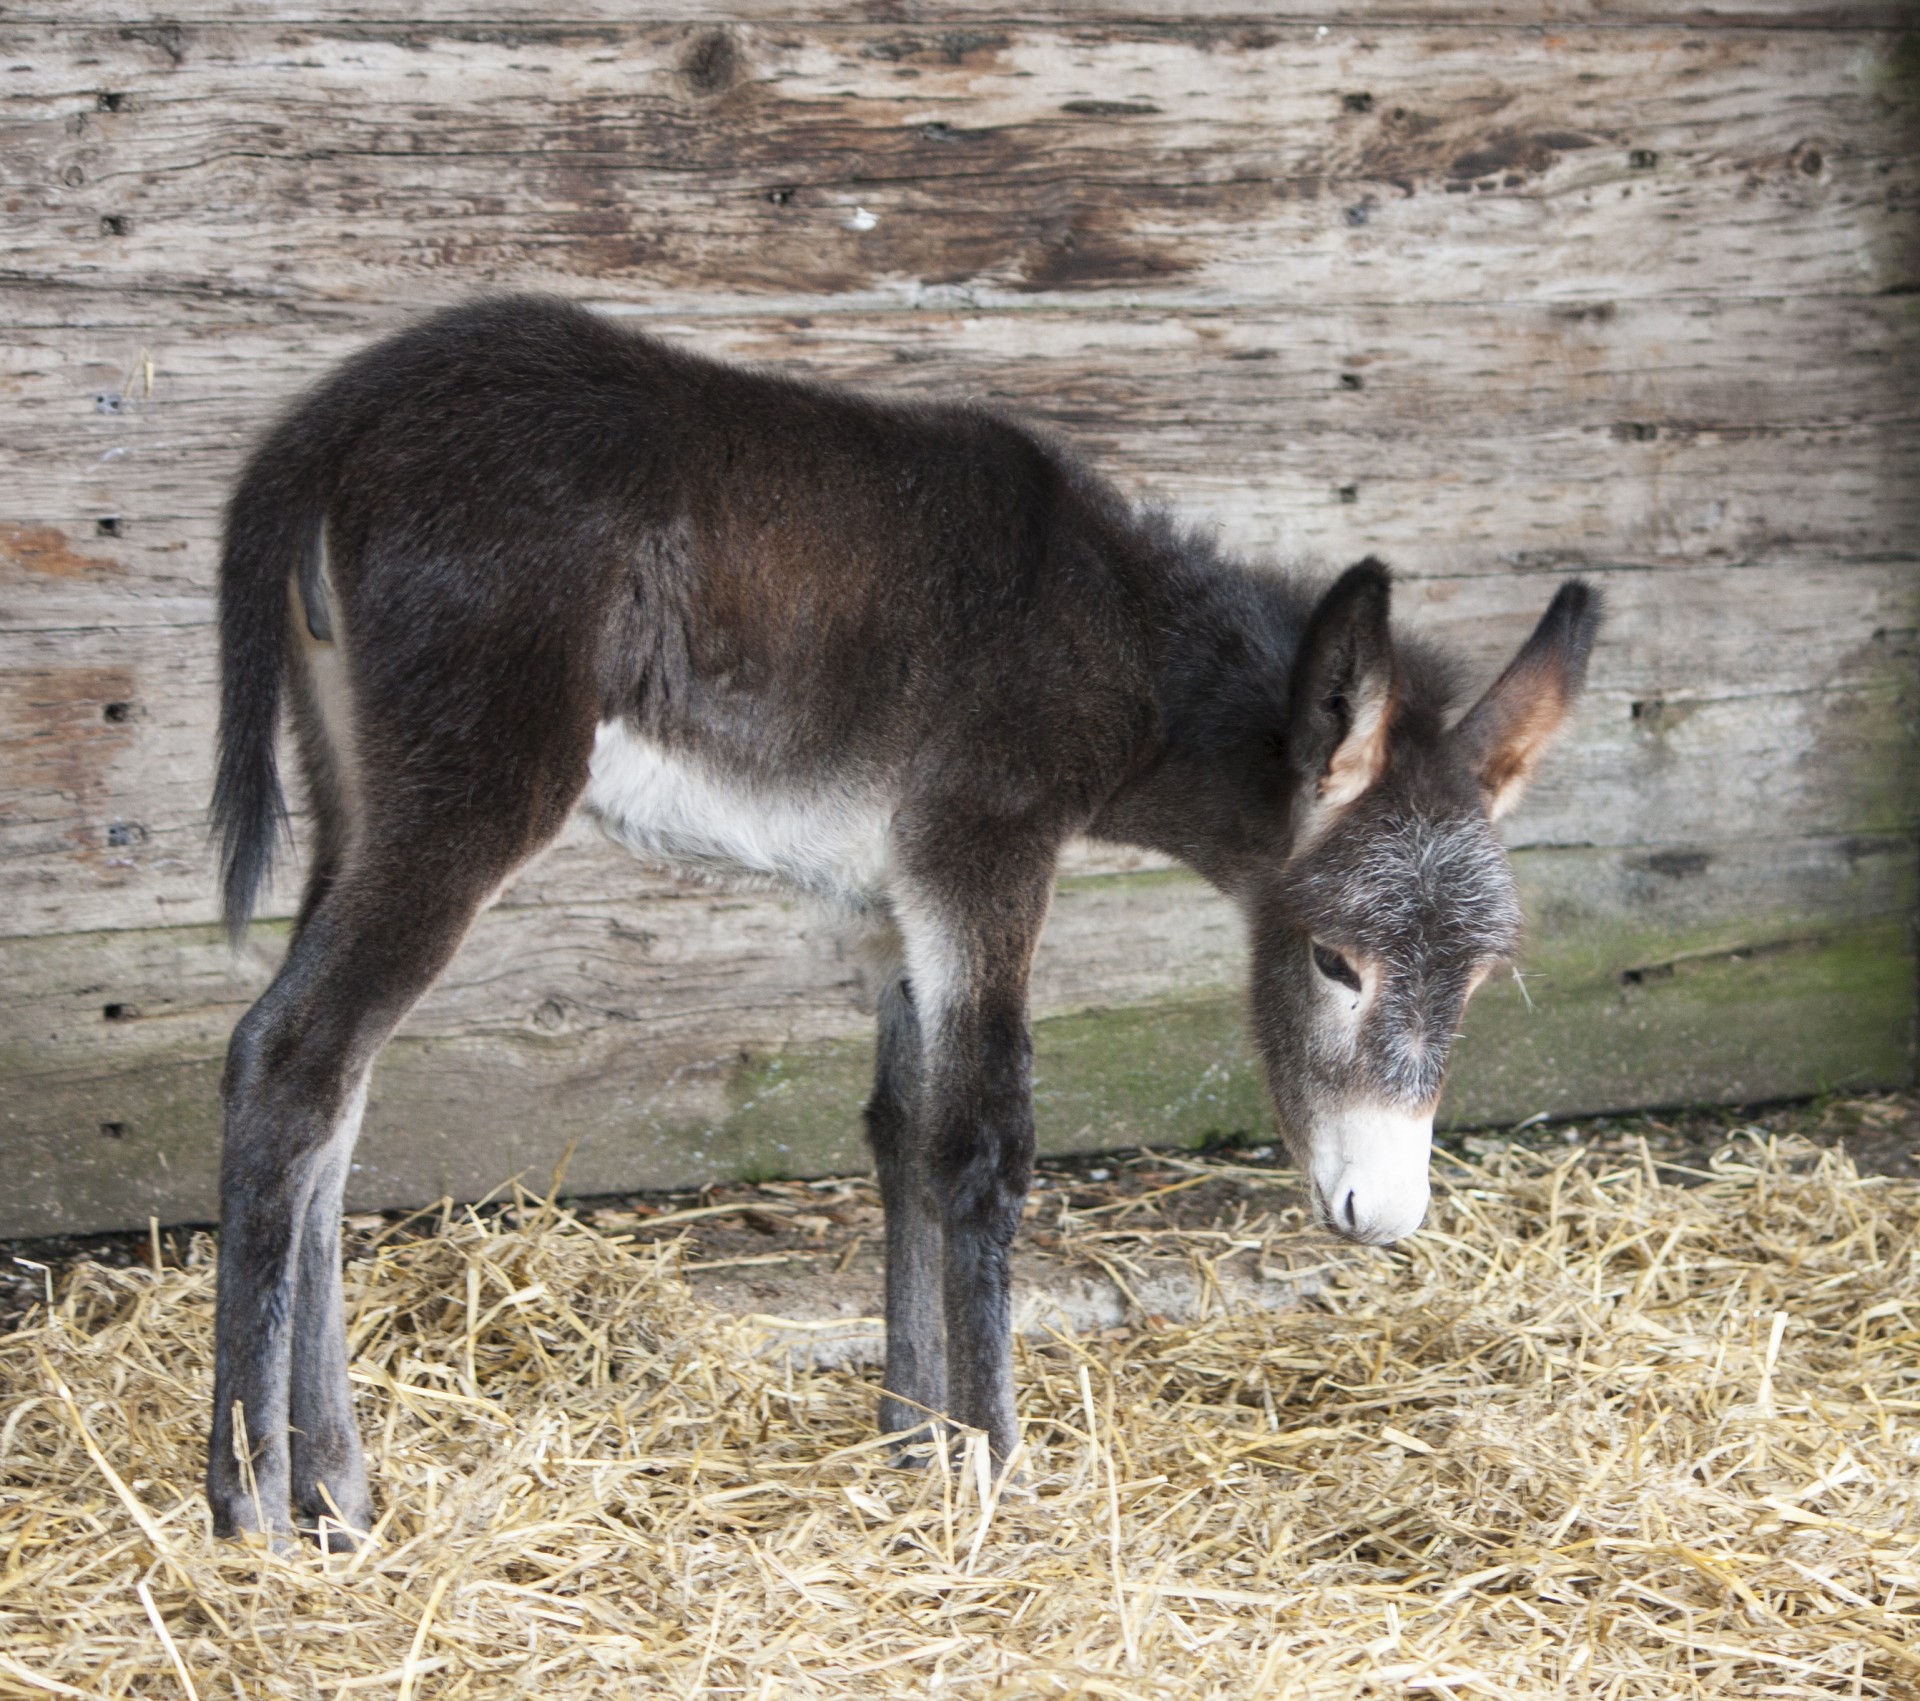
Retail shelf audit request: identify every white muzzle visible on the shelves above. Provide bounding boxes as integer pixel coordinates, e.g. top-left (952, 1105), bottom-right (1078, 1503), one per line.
top-left (1308, 1105), bottom-right (1433, 1245)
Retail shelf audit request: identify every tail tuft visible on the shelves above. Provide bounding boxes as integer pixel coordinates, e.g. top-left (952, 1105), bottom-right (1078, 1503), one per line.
top-left (211, 452), bottom-right (313, 945)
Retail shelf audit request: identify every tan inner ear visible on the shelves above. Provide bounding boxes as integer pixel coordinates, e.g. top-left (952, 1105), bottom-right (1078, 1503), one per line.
top-left (1318, 680), bottom-right (1394, 810)
top-left (1477, 666), bottom-right (1573, 821)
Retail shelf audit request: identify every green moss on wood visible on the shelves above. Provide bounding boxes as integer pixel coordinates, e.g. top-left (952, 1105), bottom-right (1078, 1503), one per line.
top-left (712, 994), bottom-right (1271, 1176)
top-left (1055, 866), bottom-right (1204, 894)
top-left (1444, 919), bottom-right (1914, 1128)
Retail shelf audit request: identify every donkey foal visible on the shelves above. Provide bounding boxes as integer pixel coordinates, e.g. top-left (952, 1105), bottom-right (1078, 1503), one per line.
top-left (209, 295), bottom-right (1599, 1544)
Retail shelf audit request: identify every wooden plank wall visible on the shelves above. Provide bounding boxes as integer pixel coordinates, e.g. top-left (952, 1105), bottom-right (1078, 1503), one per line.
top-left (2, 4), bottom-right (1914, 1235)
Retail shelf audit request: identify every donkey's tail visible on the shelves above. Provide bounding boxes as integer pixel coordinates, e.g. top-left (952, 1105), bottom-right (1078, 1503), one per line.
top-left (211, 439), bottom-right (323, 946)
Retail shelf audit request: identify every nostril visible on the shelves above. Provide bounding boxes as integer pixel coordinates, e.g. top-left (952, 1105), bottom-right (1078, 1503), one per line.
top-left (1344, 1189), bottom-right (1359, 1230)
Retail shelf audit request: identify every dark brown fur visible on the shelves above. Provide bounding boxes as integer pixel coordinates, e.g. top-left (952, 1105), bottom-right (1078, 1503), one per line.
top-left (209, 295), bottom-right (1598, 1544)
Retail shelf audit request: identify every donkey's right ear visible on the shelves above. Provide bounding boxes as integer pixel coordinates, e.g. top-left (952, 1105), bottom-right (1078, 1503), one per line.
top-left (1453, 579), bottom-right (1602, 821)
top-left (1289, 558), bottom-right (1398, 813)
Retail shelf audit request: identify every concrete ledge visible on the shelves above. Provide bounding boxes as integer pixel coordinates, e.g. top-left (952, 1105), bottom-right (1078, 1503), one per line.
top-left (573, 1158), bottom-right (1346, 1378)
top-left (703, 1241), bottom-right (1336, 1372)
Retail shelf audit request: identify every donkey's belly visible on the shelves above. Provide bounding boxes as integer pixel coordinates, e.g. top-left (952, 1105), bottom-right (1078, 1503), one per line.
top-left (581, 720), bottom-right (893, 908)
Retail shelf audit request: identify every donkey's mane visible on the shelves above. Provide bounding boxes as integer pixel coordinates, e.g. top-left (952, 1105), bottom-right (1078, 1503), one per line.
top-left (1122, 506), bottom-right (1468, 761)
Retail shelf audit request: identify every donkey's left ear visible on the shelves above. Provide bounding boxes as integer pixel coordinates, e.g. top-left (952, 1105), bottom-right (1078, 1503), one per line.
top-left (1290, 558), bottom-right (1398, 813)
top-left (1453, 579), bottom-right (1602, 821)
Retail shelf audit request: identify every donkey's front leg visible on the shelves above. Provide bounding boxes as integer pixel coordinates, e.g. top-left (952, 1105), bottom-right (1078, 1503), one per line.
top-left (894, 840), bottom-right (1055, 1465)
top-left (932, 996), bottom-right (1035, 1462)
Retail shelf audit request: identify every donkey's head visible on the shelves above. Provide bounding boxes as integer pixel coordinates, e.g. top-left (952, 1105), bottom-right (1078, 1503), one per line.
top-left (1249, 561), bottom-right (1599, 1246)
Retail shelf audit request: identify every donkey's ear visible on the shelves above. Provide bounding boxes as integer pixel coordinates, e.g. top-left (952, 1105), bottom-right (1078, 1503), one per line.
top-left (1453, 579), bottom-right (1602, 821)
top-left (1290, 558), bottom-right (1397, 812)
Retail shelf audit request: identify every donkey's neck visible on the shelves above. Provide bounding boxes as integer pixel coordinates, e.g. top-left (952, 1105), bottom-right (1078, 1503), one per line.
top-left (1089, 536), bottom-right (1319, 895)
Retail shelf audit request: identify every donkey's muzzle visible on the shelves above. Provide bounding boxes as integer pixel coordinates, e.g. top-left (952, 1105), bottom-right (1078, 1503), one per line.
top-left (1308, 1105), bottom-right (1433, 1246)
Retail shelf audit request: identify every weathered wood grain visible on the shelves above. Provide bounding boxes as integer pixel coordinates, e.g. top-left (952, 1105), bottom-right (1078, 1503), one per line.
top-left (0, 10), bottom-right (1912, 1231)
top-left (10, 915), bottom-right (1910, 1238)
top-left (6, 24), bottom-right (1914, 315)
top-left (7, 836), bottom-right (1905, 1079)
top-left (24, 6), bottom-right (1920, 41)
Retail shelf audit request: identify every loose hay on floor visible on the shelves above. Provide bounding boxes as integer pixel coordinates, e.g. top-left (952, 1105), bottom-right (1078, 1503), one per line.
top-left (3, 1133), bottom-right (1918, 1699)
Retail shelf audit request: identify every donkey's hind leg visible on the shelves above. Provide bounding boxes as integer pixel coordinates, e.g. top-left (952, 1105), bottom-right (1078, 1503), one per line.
top-left (207, 836), bottom-right (535, 1544)
top-left (287, 1112), bottom-right (367, 1543)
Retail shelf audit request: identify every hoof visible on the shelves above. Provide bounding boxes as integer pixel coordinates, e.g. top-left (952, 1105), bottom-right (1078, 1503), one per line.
top-left (209, 1485), bottom-right (295, 1551)
top-left (886, 1427), bottom-right (946, 1471)
top-left (296, 1486), bottom-right (375, 1552)
top-left (212, 1513), bottom-right (301, 1556)
top-left (300, 1515), bottom-right (372, 1554)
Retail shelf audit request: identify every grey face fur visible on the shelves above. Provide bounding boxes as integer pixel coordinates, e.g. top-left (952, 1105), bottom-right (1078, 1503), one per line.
top-left (1286, 801), bottom-right (1524, 1103)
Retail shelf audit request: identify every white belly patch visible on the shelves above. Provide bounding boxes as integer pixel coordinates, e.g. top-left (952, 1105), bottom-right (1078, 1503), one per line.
top-left (582, 720), bottom-right (893, 907)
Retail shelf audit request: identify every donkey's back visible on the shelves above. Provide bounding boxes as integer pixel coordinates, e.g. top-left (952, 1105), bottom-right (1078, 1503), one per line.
top-left (217, 295), bottom-right (1152, 930)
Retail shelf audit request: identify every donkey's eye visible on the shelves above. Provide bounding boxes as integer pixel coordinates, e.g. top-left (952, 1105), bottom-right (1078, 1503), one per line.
top-left (1312, 942), bottom-right (1363, 993)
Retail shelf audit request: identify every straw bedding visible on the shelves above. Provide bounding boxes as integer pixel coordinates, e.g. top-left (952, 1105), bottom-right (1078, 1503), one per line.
top-left (3, 1129), bottom-right (1917, 1699)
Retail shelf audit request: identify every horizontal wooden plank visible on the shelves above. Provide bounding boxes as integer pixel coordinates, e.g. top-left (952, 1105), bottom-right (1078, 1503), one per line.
top-left (2, 300), bottom-right (1915, 632)
top-left (2, 556), bottom-right (1913, 937)
top-left (9, 294), bottom-right (1915, 432)
top-left (25, 6), bottom-right (1920, 30)
top-left (1448, 919), bottom-right (1916, 1128)
top-left (13, 917), bottom-right (1914, 1240)
top-left (7, 834), bottom-right (1906, 1075)
top-left (0, 868), bottom-right (1235, 1087)
top-left (6, 418), bottom-right (1900, 606)
top-left (4, 835), bottom-right (1909, 1235)
top-left (6, 23), bottom-right (1913, 315)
